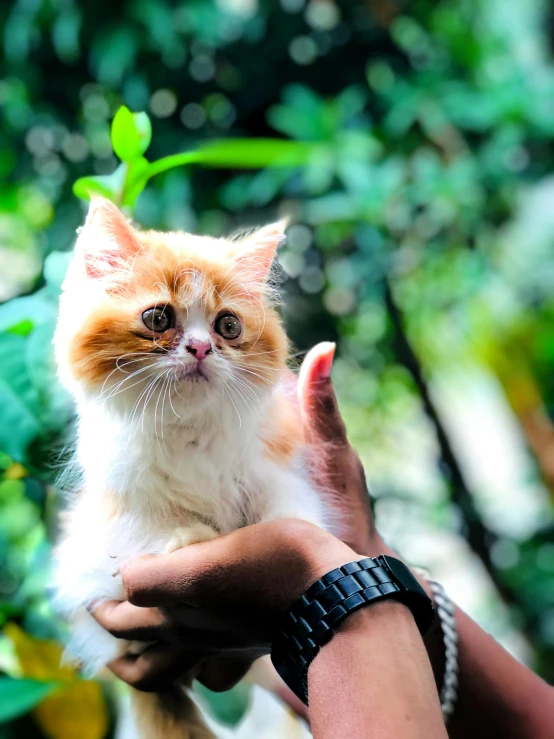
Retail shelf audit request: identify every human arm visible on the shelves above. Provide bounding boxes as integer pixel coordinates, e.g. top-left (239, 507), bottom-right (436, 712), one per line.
top-left (93, 341), bottom-right (554, 737)
top-left (96, 519), bottom-right (446, 739)
top-left (299, 342), bottom-right (554, 739)
top-left (308, 602), bottom-right (446, 739)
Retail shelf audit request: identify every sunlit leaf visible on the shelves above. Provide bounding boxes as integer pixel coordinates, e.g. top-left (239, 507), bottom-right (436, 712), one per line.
top-left (5, 624), bottom-right (108, 739)
top-left (4, 462), bottom-right (27, 480)
top-left (0, 677), bottom-right (59, 723)
top-left (193, 138), bottom-right (318, 168)
top-left (4, 623), bottom-right (75, 681)
top-left (145, 139), bottom-right (320, 181)
top-left (73, 164), bottom-right (128, 204)
top-left (34, 681), bottom-right (109, 739)
top-left (111, 106), bottom-right (152, 162)
top-left (121, 156), bottom-right (150, 206)
top-left (72, 176), bottom-right (117, 202)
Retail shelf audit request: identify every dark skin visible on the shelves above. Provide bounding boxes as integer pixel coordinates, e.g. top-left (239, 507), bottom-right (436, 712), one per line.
top-left (93, 343), bottom-right (554, 738)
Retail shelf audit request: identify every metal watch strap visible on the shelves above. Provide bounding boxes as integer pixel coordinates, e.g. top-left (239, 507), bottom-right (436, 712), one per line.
top-left (271, 554), bottom-right (435, 705)
top-left (413, 568), bottom-right (459, 723)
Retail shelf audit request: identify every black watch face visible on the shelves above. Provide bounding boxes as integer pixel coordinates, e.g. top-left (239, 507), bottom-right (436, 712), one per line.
top-left (381, 555), bottom-right (435, 633)
top-left (382, 555), bottom-right (426, 594)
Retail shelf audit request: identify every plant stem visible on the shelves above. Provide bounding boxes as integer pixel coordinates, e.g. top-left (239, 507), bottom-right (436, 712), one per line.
top-left (383, 279), bottom-right (522, 609)
top-left (144, 152), bottom-right (200, 180)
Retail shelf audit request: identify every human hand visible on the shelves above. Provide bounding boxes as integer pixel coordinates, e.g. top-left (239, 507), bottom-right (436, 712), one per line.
top-left (298, 342), bottom-right (378, 555)
top-left (92, 341), bottom-right (380, 693)
top-left (92, 519), bottom-right (356, 691)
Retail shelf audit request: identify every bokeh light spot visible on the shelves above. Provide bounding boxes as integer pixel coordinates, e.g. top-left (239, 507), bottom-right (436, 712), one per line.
top-left (149, 89), bottom-right (177, 118)
top-left (305, 1), bottom-right (340, 31)
top-left (289, 36), bottom-right (317, 65)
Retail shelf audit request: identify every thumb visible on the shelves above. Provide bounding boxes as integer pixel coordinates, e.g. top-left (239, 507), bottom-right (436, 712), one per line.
top-left (298, 342), bottom-right (347, 444)
top-left (121, 549), bottom-right (209, 607)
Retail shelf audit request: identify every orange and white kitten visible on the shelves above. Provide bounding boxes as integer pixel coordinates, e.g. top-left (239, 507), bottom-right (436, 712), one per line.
top-left (52, 198), bottom-right (328, 739)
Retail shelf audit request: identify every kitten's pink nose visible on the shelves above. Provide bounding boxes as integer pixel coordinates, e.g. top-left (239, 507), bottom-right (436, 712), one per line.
top-left (185, 338), bottom-right (213, 361)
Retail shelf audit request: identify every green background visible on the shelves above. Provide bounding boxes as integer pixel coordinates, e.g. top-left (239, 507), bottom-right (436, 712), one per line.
top-left (1, 0), bottom-right (554, 736)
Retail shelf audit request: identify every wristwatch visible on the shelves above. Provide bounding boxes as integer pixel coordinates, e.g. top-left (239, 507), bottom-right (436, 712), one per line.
top-left (271, 554), bottom-right (435, 704)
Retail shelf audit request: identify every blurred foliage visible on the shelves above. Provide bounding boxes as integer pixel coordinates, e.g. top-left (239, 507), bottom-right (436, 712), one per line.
top-left (1, 0), bottom-right (554, 735)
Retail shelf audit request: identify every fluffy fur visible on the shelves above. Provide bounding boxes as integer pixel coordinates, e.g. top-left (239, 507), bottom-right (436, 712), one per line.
top-left (52, 199), bottom-right (328, 738)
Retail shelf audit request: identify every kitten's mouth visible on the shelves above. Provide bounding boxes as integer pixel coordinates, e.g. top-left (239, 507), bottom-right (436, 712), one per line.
top-left (178, 363), bottom-right (209, 382)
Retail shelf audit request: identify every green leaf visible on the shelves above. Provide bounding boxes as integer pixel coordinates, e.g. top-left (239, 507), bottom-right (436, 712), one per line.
top-left (121, 156), bottom-right (150, 207)
top-left (111, 106), bottom-right (152, 162)
top-left (72, 175), bottom-right (117, 202)
top-left (0, 677), bottom-right (58, 723)
top-left (195, 682), bottom-right (251, 728)
top-left (145, 139), bottom-right (320, 181)
top-left (0, 379), bottom-right (40, 463)
top-left (6, 320), bottom-right (34, 337)
top-left (194, 138), bottom-right (318, 168)
top-left (0, 292), bottom-right (54, 334)
top-left (73, 163), bottom-right (128, 204)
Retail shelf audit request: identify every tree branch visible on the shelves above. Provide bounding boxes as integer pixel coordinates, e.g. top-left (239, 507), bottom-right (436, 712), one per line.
top-left (383, 279), bottom-right (522, 609)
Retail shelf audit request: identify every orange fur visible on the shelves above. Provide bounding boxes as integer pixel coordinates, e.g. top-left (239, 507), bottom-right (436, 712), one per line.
top-left (131, 689), bottom-right (215, 739)
top-left (54, 201), bottom-right (320, 739)
top-left (68, 223), bottom-right (288, 392)
top-left (264, 393), bottom-right (304, 464)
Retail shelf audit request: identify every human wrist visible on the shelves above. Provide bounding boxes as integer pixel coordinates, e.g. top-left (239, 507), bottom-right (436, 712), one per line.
top-left (307, 599), bottom-right (447, 739)
top-left (310, 598), bottom-right (417, 671)
top-left (271, 549), bottom-right (435, 704)
top-left (335, 528), bottom-right (451, 692)
top-left (362, 536), bottom-right (453, 702)
top-left (286, 521), bottom-right (359, 601)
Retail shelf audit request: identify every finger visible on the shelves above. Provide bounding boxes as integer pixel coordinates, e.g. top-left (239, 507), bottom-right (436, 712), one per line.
top-left (91, 600), bottom-right (169, 641)
top-left (107, 644), bottom-right (205, 691)
top-left (298, 342), bottom-right (347, 445)
top-left (198, 656), bottom-right (254, 692)
top-left (122, 549), bottom-right (221, 608)
top-left (122, 521), bottom-right (318, 612)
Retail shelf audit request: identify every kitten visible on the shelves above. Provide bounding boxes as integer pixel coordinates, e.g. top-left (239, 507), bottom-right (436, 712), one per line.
top-left (52, 198), bottom-right (329, 739)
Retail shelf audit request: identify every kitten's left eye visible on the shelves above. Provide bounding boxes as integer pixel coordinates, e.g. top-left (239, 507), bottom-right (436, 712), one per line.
top-left (214, 313), bottom-right (242, 340)
top-left (142, 306), bottom-right (174, 333)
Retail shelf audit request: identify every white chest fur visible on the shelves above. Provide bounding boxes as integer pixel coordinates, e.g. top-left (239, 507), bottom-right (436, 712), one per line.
top-left (53, 388), bottom-right (326, 671)
top-left (76, 393), bottom-right (288, 533)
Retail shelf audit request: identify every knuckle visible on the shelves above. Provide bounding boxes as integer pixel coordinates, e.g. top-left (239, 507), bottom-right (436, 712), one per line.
top-left (122, 574), bottom-right (144, 606)
top-left (280, 519), bottom-right (325, 550)
top-left (121, 556), bottom-right (155, 602)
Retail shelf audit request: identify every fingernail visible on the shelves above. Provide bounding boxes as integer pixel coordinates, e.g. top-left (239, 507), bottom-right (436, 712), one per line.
top-left (317, 342), bottom-right (336, 379)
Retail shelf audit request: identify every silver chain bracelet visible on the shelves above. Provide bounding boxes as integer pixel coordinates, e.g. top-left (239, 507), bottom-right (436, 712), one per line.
top-left (414, 570), bottom-right (459, 722)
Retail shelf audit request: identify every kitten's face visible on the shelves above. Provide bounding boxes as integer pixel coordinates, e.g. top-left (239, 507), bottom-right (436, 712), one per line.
top-left (55, 199), bottom-right (288, 420)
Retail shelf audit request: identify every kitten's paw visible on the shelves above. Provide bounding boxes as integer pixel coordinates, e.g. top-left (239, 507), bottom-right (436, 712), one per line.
top-left (164, 523), bottom-right (218, 554)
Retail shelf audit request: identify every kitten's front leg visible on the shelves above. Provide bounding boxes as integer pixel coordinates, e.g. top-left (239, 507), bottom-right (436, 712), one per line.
top-left (258, 466), bottom-right (329, 531)
top-left (164, 521), bottom-right (218, 554)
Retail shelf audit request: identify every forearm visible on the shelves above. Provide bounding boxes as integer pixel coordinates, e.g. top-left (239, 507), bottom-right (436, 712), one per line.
top-left (308, 601), bottom-right (447, 739)
top-left (372, 540), bottom-right (554, 738)
top-left (446, 607), bottom-right (554, 739)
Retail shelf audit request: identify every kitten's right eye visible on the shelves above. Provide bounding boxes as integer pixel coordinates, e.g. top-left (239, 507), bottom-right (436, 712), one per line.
top-left (142, 306), bottom-right (174, 333)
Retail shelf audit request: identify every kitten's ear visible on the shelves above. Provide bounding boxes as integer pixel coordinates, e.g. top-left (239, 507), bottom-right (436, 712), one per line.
top-left (233, 220), bottom-right (287, 287)
top-left (77, 197), bottom-right (139, 280)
